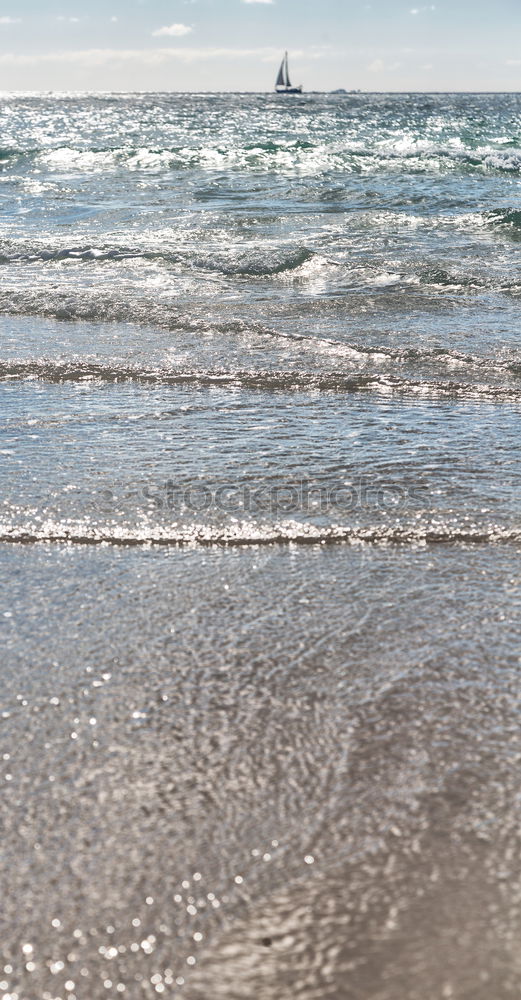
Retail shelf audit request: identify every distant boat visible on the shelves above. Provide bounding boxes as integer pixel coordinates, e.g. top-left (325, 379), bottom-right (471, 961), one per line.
top-left (275, 52), bottom-right (302, 94)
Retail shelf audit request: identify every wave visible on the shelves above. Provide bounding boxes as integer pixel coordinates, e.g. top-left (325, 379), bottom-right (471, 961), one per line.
top-left (1, 140), bottom-right (521, 177)
top-left (323, 341), bottom-right (521, 378)
top-left (0, 284), bottom-right (520, 382)
top-left (193, 247), bottom-right (315, 276)
top-left (0, 519), bottom-right (519, 549)
top-left (0, 239), bottom-right (314, 277)
top-left (359, 207), bottom-right (521, 239)
top-left (1, 359), bottom-right (519, 401)
top-left (1, 233), bottom-right (521, 296)
top-left (0, 242), bottom-right (165, 266)
top-left (484, 208), bottom-right (521, 237)
top-left (0, 240), bottom-right (459, 291)
top-left (0, 146), bottom-right (28, 163)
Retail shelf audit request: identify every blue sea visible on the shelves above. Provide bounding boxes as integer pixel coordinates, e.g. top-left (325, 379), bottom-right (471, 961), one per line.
top-left (1, 92), bottom-right (521, 999)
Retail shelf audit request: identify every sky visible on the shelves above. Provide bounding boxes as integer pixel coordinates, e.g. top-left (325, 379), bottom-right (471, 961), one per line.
top-left (0, 0), bottom-right (520, 92)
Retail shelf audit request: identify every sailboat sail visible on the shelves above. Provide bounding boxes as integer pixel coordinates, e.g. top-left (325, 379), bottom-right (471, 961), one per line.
top-left (276, 58), bottom-right (286, 88)
top-left (284, 52), bottom-right (291, 88)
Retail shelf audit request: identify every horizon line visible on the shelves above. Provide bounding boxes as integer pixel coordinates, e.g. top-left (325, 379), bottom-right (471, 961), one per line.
top-left (0, 89), bottom-right (520, 96)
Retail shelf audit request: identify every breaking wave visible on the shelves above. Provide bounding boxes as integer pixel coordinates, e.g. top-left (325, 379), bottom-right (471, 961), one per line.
top-left (1, 359), bottom-right (520, 401)
top-left (36, 142), bottom-right (521, 177)
top-left (1, 236), bottom-right (521, 299)
top-left (483, 208), bottom-right (521, 236)
top-left (1, 140), bottom-right (521, 177)
top-left (0, 519), bottom-right (520, 549)
top-left (0, 239), bottom-right (314, 277)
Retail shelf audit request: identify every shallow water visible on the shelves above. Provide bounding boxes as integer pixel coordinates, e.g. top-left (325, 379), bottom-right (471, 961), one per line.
top-left (1, 92), bottom-right (521, 999)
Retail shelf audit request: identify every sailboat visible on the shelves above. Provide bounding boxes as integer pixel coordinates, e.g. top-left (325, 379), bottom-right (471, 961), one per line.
top-left (275, 51), bottom-right (302, 94)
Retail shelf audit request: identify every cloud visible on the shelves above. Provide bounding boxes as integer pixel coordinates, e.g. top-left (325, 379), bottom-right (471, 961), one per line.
top-left (57, 16), bottom-right (81, 23)
top-left (241, 0), bottom-right (275, 4)
top-left (152, 24), bottom-right (193, 37)
top-left (0, 16), bottom-right (21, 24)
top-left (409, 5), bottom-right (435, 12)
top-left (367, 57), bottom-right (401, 72)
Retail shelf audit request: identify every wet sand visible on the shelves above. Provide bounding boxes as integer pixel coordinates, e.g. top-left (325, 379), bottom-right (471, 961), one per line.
top-left (2, 542), bottom-right (521, 999)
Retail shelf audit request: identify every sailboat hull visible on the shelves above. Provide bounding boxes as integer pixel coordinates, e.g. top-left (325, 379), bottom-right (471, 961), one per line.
top-left (275, 85), bottom-right (303, 94)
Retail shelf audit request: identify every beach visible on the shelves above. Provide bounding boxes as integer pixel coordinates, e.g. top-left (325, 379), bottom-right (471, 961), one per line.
top-left (1, 91), bottom-right (521, 999)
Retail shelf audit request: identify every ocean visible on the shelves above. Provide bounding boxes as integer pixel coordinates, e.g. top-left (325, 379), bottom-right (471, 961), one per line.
top-left (1, 91), bottom-right (521, 999)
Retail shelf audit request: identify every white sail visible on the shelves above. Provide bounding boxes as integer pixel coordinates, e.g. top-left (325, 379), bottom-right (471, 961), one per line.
top-left (284, 52), bottom-right (291, 88)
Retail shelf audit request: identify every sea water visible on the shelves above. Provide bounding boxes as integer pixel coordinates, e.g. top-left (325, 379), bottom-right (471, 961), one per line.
top-left (1, 92), bottom-right (521, 999)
